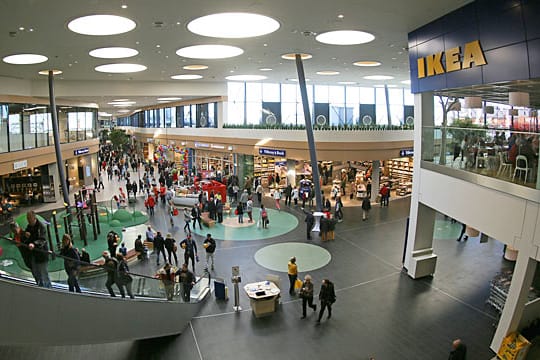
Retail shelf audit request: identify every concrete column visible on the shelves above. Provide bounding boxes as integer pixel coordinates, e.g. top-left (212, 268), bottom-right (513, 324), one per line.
top-left (286, 159), bottom-right (296, 186)
top-left (490, 250), bottom-right (537, 352)
top-left (370, 160), bottom-right (380, 203)
top-left (404, 91), bottom-right (438, 279)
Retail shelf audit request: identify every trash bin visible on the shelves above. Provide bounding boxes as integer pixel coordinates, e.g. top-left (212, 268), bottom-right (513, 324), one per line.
top-left (214, 277), bottom-right (228, 300)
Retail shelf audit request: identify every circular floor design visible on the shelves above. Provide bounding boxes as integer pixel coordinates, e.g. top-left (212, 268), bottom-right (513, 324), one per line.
top-left (254, 242), bottom-right (331, 273)
top-left (192, 207), bottom-right (298, 241)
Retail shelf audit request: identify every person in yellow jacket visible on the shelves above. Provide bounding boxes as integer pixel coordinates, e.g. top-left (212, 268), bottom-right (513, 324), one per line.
top-left (288, 256), bottom-right (298, 295)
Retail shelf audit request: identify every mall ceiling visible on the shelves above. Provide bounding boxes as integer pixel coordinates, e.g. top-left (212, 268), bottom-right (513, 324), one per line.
top-left (0, 0), bottom-right (489, 115)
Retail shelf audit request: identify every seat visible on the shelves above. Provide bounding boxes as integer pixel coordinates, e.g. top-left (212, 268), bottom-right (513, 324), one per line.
top-left (496, 152), bottom-right (513, 177)
top-left (512, 155), bottom-right (531, 183)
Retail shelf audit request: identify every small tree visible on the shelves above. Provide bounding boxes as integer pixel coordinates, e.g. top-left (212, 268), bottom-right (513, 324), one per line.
top-left (438, 95), bottom-right (460, 165)
top-left (108, 128), bottom-right (129, 151)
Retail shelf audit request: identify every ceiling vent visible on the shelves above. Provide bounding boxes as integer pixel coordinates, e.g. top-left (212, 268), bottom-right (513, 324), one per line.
top-left (153, 21), bottom-right (165, 29)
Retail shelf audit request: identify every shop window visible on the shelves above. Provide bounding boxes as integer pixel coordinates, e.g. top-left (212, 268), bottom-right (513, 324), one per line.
top-left (9, 112), bottom-right (23, 151)
top-left (0, 105), bottom-right (8, 153)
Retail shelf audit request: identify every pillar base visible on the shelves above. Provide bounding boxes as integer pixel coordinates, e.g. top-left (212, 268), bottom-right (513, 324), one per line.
top-left (407, 248), bottom-right (437, 279)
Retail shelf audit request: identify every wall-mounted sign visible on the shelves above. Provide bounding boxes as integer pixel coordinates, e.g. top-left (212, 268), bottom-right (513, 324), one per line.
top-left (259, 148), bottom-right (286, 157)
top-left (210, 144), bottom-right (225, 149)
top-left (399, 149), bottom-right (414, 157)
top-left (74, 147), bottom-right (89, 156)
top-left (195, 142), bottom-right (210, 148)
top-left (13, 160), bottom-right (28, 170)
top-left (417, 40), bottom-right (487, 79)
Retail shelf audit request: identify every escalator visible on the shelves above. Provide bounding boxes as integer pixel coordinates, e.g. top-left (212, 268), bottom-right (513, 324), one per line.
top-left (0, 260), bottom-right (211, 345)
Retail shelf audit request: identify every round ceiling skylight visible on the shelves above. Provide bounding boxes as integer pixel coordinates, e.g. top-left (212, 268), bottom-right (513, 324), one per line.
top-left (288, 78), bottom-right (310, 82)
top-left (187, 12), bottom-right (280, 38)
top-left (354, 61), bottom-right (381, 67)
top-left (225, 75), bottom-right (267, 81)
top-left (95, 63), bottom-right (147, 73)
top-left (89, 47), bottom-right (139, 59)
top-left (338, 81), bottom-right (356, 85)
top-left (113, 99), bottom-right (129, 102)
top-left (316, 70), bottom-right (340, 75)
top-left (3, 54), bottom-right (48, 64)
top-left (176, 45), bottom-right (243, 59)
top-left (38, 69), bottom-right (63, 75)
top-left (171, 74), bottom-right (203, 80)
top-left (316, 30), bottom-right (375, 45)
top-left (183, 64), bottom-right (208, 70)
top-left (281, 53), bottom-right (312, 60)
top-left (401, 80), bottom-right (411, 85)
top-left (157, 97), bottom-right (182, 101)
top-left (107, 101), bottom-right (136, 105)
top-left (364, 75), bottom-right (394, 80)
top-left (68, 15), bottom-right (136, 36)
top-left (259, 68), bottom-right (273, 71)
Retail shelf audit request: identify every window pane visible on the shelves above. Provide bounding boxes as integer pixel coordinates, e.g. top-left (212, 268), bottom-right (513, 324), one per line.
top-left (228, 82), bottom-right (245, 103)
top-left (346, 86), bottom-right (359, 105)
top-left (328, 86), bottom-right (345, 104)
top-left (227, 101), bottom-right (244, 125)
top-left (314, 85), bottom-right (329, 103)
top-left (262, 83), bottom-right (280, 102)
top-left (281, 102), bottom-right (296, 125)
top-left (359, 87), bottom-right (375, 104)
top-left (389, 88), bottom-right (403, 105)
top-left (390, 104), bottom-right (403, 125)
top-left (404, 90), bottom-right (414, 105)
top-left (8, 112), bottom-right (22, 151)
top-left (376, 104), bottom-right (388, 125)
top-left (0, 105), bottom-right (8, 153)
top-left (246, 83), bottom-right (262, 102)
top-left (375, 88), bottom-right (386, 104)
top-left (281, 84), bottom-right (297, 103)
top-left (246, 101), bottom-right (262, 124)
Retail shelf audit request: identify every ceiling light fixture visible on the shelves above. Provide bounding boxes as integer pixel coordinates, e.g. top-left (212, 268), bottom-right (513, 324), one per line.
top-left (353, 61), bottom-right (381, 67)
top-left (509, 92), bottom-right (529, 107)
top-left (170, 74), bottom-right (203, 80)
top-left (187, 12), bottom-right (280, 38)
top-left (288, 78), bottom-right (310, 82)
top-left (183, 64), bottom-right (209, 70)
top-left (113, 99), bottom-right (129, 102)
top-left (316, 30), bottom-right (374, 45)
top-left (281, 53), bottom-right (312, 60)
top-left (338, 81), bottom-right (356, 85)
top-left (3, 53), bottom-right (48, 64)
top-left (95, 63), bottom-right (147, 73)
top-left (225, 75), bottom-right (267, 81)
top-left (157, 97), bottom-right (182, 101)
top-left (38, 69), bottom-right (62, 75)
top-left (89, 47), bottom-right (139, 59)
top-left (259, 68), bottom-right (273, 71)
top-left (107, 101), bottom-right (136, 105)
top-left (401, 80), bottom-right (411, 85)
top-left (364, 75), bottom-right (394, 80)
top-left (463, 96), bottom-right (482, 109)
top-left (316, 70), bottom-right (340, 75)
top-left (176, 45), bottom-right (243, 59)
top-left (68, 15), bottom-right (136, 36)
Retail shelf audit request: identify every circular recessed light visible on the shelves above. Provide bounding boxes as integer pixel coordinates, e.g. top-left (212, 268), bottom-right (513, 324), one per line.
top-left (316, 30), bottom-right (374, 45)
top-left (113, 99), bottom-right (129, 102)
top-left (107, 101), bottom-right (136, 105)
top-left (187, 12), bottom-right (280, 38)
top-left (225, 75), bottom-right (267, 81)
top-left (364, 75), bottom-right (394, 80)
top-left (38, 69), bottom-right (63, 75)
top-left (157, 97), bottom-right (182, 101)
top-left (316, 70), bottom-right (340, 75)
top-left (338, 81), bottom-right (356, 85)
top-left (3, 54), bottom-right (48, 65)
top-left (288, 78), bottom-right (310, 82)
top-left (89, 47), bottom-right (139, 59)
top-left (183, 64), bottom-right (209, 70)
top-left (113, 104), bottom-right (132, 107)
top-left (68, 15), bottom-right (136, 36)
top-left (176, 45), bottom-right (243, 59)
top-left (171, 74), bottom-right (203, 80)
top-left (95, 63), bottom-right (146, 73)
top-left (117, 109), bottom-right (131, 113)
top-left (401, 80), bottom-right (411, 85)
top-left (259, 68), bottom-right (273, 71)
top-left (353, 61), bottom-right (381, 67)
top-left (281, 53), bottom-right (312, 60)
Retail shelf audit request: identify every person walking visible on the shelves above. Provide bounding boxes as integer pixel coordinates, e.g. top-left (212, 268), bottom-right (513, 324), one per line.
top-left (203, 233), bottom-right (216, 271)
top-left (180, 234), bottom-right (198, 273)
top-left (164, 233), bottom-right (178, 266)
top-left (60, 234), bottom-right (81, 293)
top-left (361, 196), bottom-right (371, 221)
top-left (98, 173), bottom-right (105, 190)
top-left (305, 210), bottom-right (314, 240)
top-left (292, 186), bottom-right (299, 206)
top-left (236, 202), bottom-right (244, 223)
top-left (284, 183), bottom-right (292, 206)
top-left (273, 188), bottom-right (281, 211)
top-left (103, 251), bottom-right (119, 297)
top-left (178, 263), bottom-right (195, 302)
top-left (448, 339), bottom-right (467, 360)
top-left (192, 204), bottom-right (203, 230)
top-left (23, 210), bottom-right (51, 288)
top-left (246, 197), bottom-right (253, 222)
top-left (93, 177), bottom-right (98, 192)
top-left (154, 231), bottom-right (167, 266)
top-left (299, 274), bottom-right (316, 318)
top-left (316, 279), bottom-right (336, 324)
top-left (255, 183), bottom-right (263, 203)
top-left (146, 194), bottom-right (155, 216)
top-left (183, 207), bottom-right (192, 234)
top-left (116, 253), bottom-right (135, 299)
top-left (457, 222), bottom-right (469, 242)
top-left (216, 199), bottom-right (224, 223)
top-left (158, 263), bottom-right (177, 301)
top-left (288, 256), bottom-right (298, 295)
top-left (260, 205), bottom-right (269, 229)
top-left (334, 196), bottom-right (344, 222)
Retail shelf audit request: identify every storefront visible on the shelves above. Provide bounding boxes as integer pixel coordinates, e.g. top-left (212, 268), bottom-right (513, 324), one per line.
top-left (192, 143), bottom-right (234, 180)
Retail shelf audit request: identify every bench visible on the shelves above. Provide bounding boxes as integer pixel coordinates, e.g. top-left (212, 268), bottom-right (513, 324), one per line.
top-left (201, 211), bottom-right (216, 227)
top-left (79, 249), bottom-right (141, 277)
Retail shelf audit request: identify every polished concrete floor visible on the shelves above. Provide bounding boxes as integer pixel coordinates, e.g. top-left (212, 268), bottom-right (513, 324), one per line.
top-left (0, 172), bottom-right (522, 359)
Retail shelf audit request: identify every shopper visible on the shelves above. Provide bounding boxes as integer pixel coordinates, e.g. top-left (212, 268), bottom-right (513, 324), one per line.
top-left (203, 233), bottom-right (216, 271)
top-left (236, 202), bottom-right (244, 223)
top-left (103, 251), bottom-right (119, 297)
top-left (292, 186), bottom-right (299, 206)
top-left (192, 203), bottom-right (203, 230)
top-left (334, 196), bottom-right (344, 222)
top-left (180, 234), bottom-right (198, 273)
top-left (273, 188), bottom-right (281, 211)
top-left (60, 234), bottom-right (81, 293)
top-left (288, 256), bottom-right (298, 295)
top-left (183, 207), bottom-right (192, 234)
top-left (23, 210), bottom-right (51, 288)
top-left (361, 196), bottom-right (371, 221)
top-left (178, 263), bottom-right (195, 302)
top-left (305, 210), bottom-right (314, 240)
top-left (457, 222), bottom-right (468, 242)
top-left (260, 205), bottom-right (269, 229)
top-left (154, 231), bottom-right (167, 266)
top-left (316, 278), bottom-right (336, 324)
top-left (284, 183), bottom-right (292, 206)
top-left (116, 253), bottom-right (134, 299)
top-left (246, 197), bottom-right (253, 222)
top-left (299, 274), bottom-right (316, 318)
top-left (158, 263), bottom-right (177, 301)
top-left (165, 233), bottom-right (178, 266)
top-left (379, 183), bottom-right (390, 207)
top-left (448, 339), bottom-right (467, 360)
top-left (255, 183), bottom-right (263, 203)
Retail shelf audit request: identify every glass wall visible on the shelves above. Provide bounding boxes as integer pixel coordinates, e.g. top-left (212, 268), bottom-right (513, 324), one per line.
top-left (0, 102), bottom-right (97, 154)
top-left (225, 82), bottom-right (413, 127)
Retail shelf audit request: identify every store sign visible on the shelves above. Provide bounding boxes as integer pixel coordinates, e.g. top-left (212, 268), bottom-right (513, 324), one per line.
top-left (259, 148), bottom-right (286, 157)
top-left (74, 147), bottom-right (89, 156)
top-left (399, 149), bottom-right (414, 157)
top-left (195, 142), bottom-right (210, 148)
top-left (13, 160), bottom-right (28, 170)
top-left (210, 144), bottom-right (225, 149)
top-left (417, 40), bottom-right (487, 78)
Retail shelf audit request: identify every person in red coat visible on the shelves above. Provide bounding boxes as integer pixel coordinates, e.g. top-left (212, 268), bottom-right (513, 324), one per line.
top-left (145, 194), bottom-right (156, 216)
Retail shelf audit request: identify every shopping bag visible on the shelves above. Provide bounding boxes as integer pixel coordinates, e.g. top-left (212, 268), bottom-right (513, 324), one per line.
top-left (234, 209), bottom-right (239, 215)
top-left (294, 278), bottom-right (303, 290)
top-left (173, 208), bottom-right (179, 216)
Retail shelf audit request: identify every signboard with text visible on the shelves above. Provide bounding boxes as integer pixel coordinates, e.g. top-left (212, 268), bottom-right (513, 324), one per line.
top-left (74, 147), bottom-right (89, 156)
top-left (259, 148), bottom-right (286, 157)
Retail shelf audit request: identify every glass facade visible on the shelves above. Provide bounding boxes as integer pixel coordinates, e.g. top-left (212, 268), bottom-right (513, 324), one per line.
top-left (226, 82), bottom-right (414, 126)
top-left (0, 103), bottom-right (97, 153)
top-left (117, 102), bottom-right (219, 128)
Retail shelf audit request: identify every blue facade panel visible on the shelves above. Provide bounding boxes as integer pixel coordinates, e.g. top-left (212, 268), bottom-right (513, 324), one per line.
top-left (528, 39), bottom-right (540, 79)
top-left (483, 43), bottom-right (529, 84)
